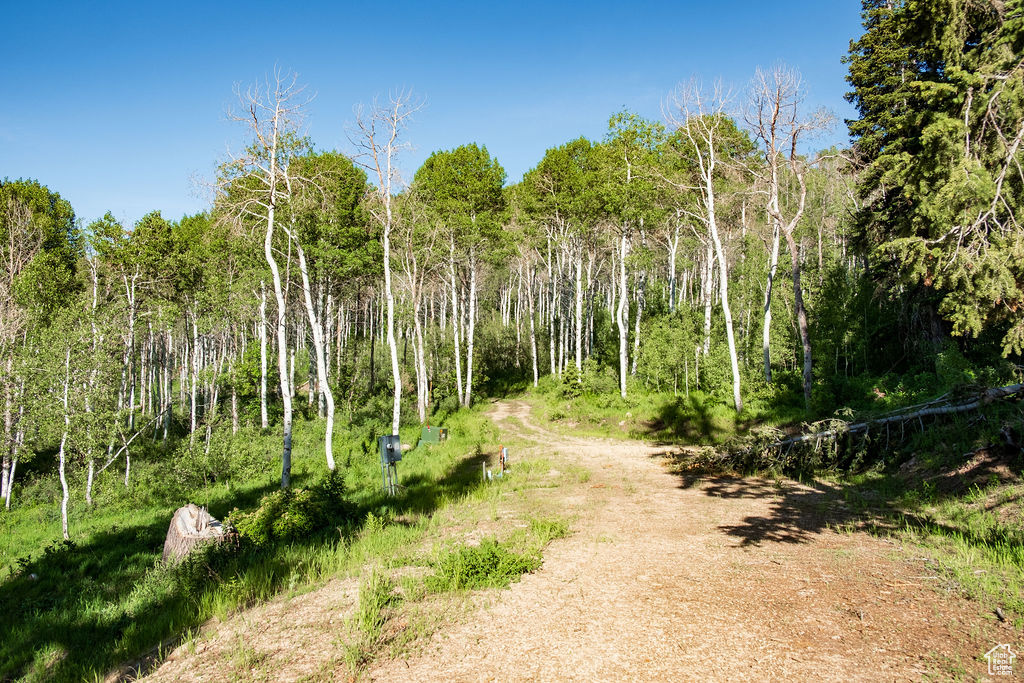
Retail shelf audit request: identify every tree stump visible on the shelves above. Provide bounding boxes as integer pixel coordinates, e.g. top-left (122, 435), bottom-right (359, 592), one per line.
top-left (162, 503), bottom-right (224, 563)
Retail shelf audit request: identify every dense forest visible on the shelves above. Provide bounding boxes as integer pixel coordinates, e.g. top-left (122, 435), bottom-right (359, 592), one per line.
top-left (1, 1), bottom-right (1022, 679)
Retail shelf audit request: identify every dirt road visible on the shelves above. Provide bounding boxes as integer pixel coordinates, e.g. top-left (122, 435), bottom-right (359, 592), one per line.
top-left (367, 400), bottom-right (1010, 681)
top-left (149, 400), bottom-right (1014, 681)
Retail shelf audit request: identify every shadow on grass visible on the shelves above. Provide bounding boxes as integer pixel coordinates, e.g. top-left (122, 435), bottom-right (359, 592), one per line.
top-left (0, 479), bottom-right (283, 682)
top-left (639, 393), bottom-right (765, 445)
top-left (383, 450), bottom-right (489, 518)
top-left (0, 442), bottom-right (493, 682)
top-left (653, 444), bottom-right (1024, 552)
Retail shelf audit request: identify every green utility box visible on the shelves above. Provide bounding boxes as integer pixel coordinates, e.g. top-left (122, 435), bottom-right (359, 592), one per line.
top-left (420, 426), bottom-right (448, 444)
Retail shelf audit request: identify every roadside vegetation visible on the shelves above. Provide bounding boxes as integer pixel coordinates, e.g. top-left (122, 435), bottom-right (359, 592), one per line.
top-left (1, 0), bottom-right (1022, 679)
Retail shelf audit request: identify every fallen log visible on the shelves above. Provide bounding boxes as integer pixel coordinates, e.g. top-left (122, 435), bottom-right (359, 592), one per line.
top-left (162, 504), bottom-right (225, 563)
top-left (740, 382), bottom-right (1024, 457)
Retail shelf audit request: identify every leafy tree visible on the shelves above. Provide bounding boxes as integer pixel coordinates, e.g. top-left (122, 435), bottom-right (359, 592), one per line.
top-left (846, 0), bottom-right (1024, 356)
top-left (412, 143), bottom-right (506, 407)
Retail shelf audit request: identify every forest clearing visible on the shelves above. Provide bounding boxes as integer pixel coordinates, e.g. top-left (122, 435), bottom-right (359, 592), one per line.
top-left (144, 400), bottom-right (1020, 680)
top-left (2, 0), bottom-right (1023, 680)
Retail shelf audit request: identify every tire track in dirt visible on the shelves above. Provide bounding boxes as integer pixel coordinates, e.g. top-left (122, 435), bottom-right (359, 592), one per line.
top-left (367, 400), bottom-right (1012, 681)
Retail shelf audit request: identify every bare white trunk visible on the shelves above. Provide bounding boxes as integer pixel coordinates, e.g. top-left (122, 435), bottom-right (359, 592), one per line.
top-left (762, 222), bottom-right (781, 383)
top-left (464, 250), bottom-right (478, 407)
top-left (189, 312), bottom-right (199, 442)
top-left (708, 209), bottom-right (743, 413)
top-left (266, 204), bottom-right (293, 487)
top-left (414, 300), bottom-right (428, 422)
top-left (574, 251), bottom-right (583, 375)
top-left (702, 240), bottom-right (713, 355)
top-left (616, 232), bottom-right (629, 399)
top-left (450, 243), bottom-right (464, 405)
top-left (384, 228), bottom-right (401, 435)
top-left (259, 283), bottom-right (269, 428)
top-left (293, 236), bottom-right (337, 470)
top-left (631, 276), bottom-right (644, 376)
top-left (58, 348), bottom-right (71, 540)
top-left (668, 224), bottom-right (680, 313)
top-left (527, 266), bottom-right (539, 387)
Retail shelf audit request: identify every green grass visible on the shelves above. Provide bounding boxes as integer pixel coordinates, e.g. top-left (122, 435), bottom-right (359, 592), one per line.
top-left (525, 375), bottom-right (804, 446)
top-left (0, 403), bottom-right (514, 682)
top-left (893, 479), bottom-right (1024, 627)
top-left (426, 538), bottom-right (540, 592)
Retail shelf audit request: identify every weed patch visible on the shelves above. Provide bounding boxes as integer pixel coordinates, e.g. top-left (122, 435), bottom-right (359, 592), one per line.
top-left (426, 538), bottom-right (540, 592)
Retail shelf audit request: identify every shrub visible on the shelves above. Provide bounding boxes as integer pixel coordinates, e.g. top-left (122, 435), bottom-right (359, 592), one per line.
top-left (426, 538), bottom-right (539, 591)
top-left (228, 470), bottom-right (355, 547)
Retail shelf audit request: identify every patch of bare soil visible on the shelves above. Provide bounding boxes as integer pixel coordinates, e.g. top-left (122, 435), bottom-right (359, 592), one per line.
top-left (146, 401), bottom-right (1018, 681)
top-left (145, 578), bottom-right (359, 682)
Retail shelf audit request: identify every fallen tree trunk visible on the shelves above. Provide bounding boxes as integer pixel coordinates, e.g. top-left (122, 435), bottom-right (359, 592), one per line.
top-left (162, 504), bottom-right (225, 563)
top-left (746, 382), bottom-right (1024, 455)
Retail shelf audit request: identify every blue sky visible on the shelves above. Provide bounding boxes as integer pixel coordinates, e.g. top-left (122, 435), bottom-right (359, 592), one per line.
top-left (0, 1), bottom-right (864, 228)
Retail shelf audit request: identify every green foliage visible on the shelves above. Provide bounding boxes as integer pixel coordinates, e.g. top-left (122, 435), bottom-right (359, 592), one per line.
top-left (353, 572), bottom-right (397, 638)
top-left (0, 178), bottom-right (81, 322)
top-left (426, 538), bottom-right (540, 592)
top-left (228, 470), bottom-right (355, 548)
top-left (846, 0), bottom-right (1024, 355)
top-left (412, 143), bottom-right (507, 252)
top-left (635, 314), bottom-right (696, 393)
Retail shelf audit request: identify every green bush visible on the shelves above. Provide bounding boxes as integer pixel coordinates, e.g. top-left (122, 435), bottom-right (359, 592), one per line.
top-left (228, 470), bottom-right (355, 547)
top-left (560, 364), bottom-right (583, 399)
top-left (426, 538), bottom-right (539, 591)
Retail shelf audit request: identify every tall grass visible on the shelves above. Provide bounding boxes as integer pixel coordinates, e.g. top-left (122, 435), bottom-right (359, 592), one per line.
top-left (0, 403), bottom-right (505, 681)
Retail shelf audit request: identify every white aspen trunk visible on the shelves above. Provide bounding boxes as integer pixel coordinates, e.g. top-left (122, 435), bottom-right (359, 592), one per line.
top-left (58, 348), bottom-right (71, 540)
top-left (450, 242), bottom-right (464, 405)
top-left (189, 311), bottom-right (199, 443)
top-left (785, 227), bottom-right (814, 405)
top-left (708, 206), bottom-right (743, 413)
top-left (293, 235), bottom-right (337, 470)
top-left (414, 299), bottom-right (428, 423)
top-left (527, 266), bottom-right (539, 387)
top-left (204, 336), bottom-right (226, 454)
top-left (163, 331), bottom-right (172, 439)
top-left (702, 240), bottom-right (714, 355)
top-left (574, 250), bottom-right (583, 375)
top-left (515, 263), bottom-right (523, 364)
top-left (5, 433), bottom-right (19, 510)
top-left (463, 249), bottom-right (478, 407)
top-left (126, 273), bottom-right (137, 431)
top-left (668, 223), bottom-right (680, 313)
top-left (231, 377), bottom-right (239, 435)
top-left (384, 227), bottom-right (401, 435)
top-left (367, 296), bottom-right (376, 394)
top-left (266, 211), bottom-right (293, 487)
top-left (616, 232), bottom-right (629, 399)
top-left (762, 222), bottom-right (781, 383)
top-left (585, 252), bottom-right (595, 359)
top-left (547, 237), bottom-right (557, 376)
top-left (289, 347), bottom-right (296, 400)
top-left (4, 380), bottom-right (24, 509)
top-left (140, 331), bottom-right (148, 416)
top-left (631, 274), bottom-right (644, 376)
top-left (3, 355), bottom-right (13, 503)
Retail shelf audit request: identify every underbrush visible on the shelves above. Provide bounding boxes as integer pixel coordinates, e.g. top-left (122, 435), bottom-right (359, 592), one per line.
top-left (0, 401), bottom-right (514, 682)
top-left (426, 538), bottom-right (540, 591)
top-left (527, 371), bottom-right (803, 445)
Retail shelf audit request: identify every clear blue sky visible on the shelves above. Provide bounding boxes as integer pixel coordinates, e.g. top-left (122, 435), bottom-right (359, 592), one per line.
top-left (0, 1), bottom-right (864, 228)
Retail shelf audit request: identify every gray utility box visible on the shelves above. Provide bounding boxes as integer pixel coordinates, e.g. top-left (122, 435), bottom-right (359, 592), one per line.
top-left (378, 435), bottom-right (402, 465)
